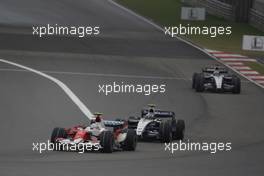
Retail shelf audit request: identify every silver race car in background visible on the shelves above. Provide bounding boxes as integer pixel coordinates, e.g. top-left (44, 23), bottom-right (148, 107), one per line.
top-left (192, 66), bottom-right (241, 94)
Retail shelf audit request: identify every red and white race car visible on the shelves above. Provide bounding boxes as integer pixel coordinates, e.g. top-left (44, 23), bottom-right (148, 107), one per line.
top-left (50, 113), bottom-right (137, 153)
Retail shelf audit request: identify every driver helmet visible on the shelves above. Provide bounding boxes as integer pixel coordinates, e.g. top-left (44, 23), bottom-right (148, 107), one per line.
top-left (147, 104), bottom-right (156, 117)
top-left (148, 104), bottom-right (156, 110)
top-left (94, 112), bottom-right (103, 123)
top-left (149, 108), bottom-right (154, 113)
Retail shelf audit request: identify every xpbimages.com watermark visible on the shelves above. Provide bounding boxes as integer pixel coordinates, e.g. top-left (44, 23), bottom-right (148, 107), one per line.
top-left (32, 24), bottom-right (100, 37)
top-left (164, 140), bottom-right (232, 154)
top-left (164, 24), bottom-right (232, 38)
top-left (98, 82), bottom-right (166, 96)
top-left (32, 140), bottom-right (100, 154)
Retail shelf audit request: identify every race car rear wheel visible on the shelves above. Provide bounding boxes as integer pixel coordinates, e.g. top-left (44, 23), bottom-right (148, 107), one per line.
top-left (174, 120), bottom-right (185, 140)
top-left (100, 131), bottom-right (114, 153)
top-left (50, 127), bottom-right (67, 144)
top-left (195, 74), bottom-right (205, 92)
top-left (123, 129), bottom-right (137, 151)
top-left (127, 116), bottom-right (140, 129)
top-left (232, 76), bottom-right (241, 94)
top-left (159, 120), bottom-right (172, 143)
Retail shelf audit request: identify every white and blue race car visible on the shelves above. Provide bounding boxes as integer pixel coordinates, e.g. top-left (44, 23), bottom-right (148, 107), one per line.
top-left (128, 105), bottom-right (185, 143)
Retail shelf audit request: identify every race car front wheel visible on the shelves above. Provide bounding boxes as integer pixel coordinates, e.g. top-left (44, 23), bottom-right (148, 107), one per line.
top-left (174, 120), bottom-right (185, 140)
top-left (100, 131), bottom-right (114, 153)
top-left (195, 74), bottom-right (205, 92)
top-left (232, 76), bottom-right (241, 94)
top-left (192, 73), bottom-right (198, 89)
top-left (50, 127), bottom-right (67, 144)
top-left (159, 120), bottom-right (172, 143)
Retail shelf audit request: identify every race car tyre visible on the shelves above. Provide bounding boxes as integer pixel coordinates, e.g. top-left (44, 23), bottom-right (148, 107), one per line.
top-left (195, 74), bottom-right (205, 92)
top-left (141, 110), bottom-right (145, 118)
top-left (232, 76), bottom-right (241, 94)
top-left (51, 127), bottom-right (67, 151)
top-left (159, 120), bottom-right (172, 143)
top-left (174, 120), bottom-right (185, 140)
top-left (192, 73), bottom-right (198, 89)
top-left (128, 116), bottom-right (139, 121)
top-left (100, 131), bottom-right (114, 153)
top-left (50, 127), bottom-right (67, 144)
top-left (123, 129), bottom-right (137, 151)
top-left (127, 116), bottom-right (139, 129)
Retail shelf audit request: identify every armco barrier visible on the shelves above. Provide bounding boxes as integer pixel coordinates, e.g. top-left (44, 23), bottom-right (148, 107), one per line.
top-left (249, 9), bottom-right (264, 32)
top-left (198, 0), bottom-right (233, 20)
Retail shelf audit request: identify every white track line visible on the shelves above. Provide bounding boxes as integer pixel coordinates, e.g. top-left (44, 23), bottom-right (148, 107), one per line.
top-left (0, 59), bottom-right (94, 121)
top-left (1, 67), bottom-right (251, 85)
top-left (108, 0), bottom-right (264, 89)
top-left (0, 68), bottom-right (189, 80)
top-left (108, 0), bottom-right (163, 31)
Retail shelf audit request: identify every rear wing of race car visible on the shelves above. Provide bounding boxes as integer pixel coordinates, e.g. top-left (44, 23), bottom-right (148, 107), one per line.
top-left (103, 120), bottom-right (125, 127)
top-left (141, 109), bottom-right (175, 118)
top-left (202, 67), bottom-right (228, 74)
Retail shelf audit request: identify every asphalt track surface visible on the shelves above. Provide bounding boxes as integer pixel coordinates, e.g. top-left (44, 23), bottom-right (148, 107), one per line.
top-left (0, 0), bottom-right (264, 175)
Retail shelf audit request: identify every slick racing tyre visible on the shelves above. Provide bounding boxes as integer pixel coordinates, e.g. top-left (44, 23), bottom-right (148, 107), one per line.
top-left (159, 120), bottom-right (172, 143)
top-left (141, 110), bottom-right (145, 118)
top-left (128, 116), bottom-right (139, 121)
top-left (195, 74), bottom-right (205, 92)
top-left (51, 127), bottom-right (67, 151)
top-left (100, 131), bottom-right (114, 153)
top-left (127, 116), bottom-right (139, 129)
top-left (51, 127), bottom-right (67, 144)
top-left (123, 129), bottom-right (137, 151)
top-left (174, 120), bottom-right (185, 140)
top-left (192, 73), bottom-right (198, 89)
top-left (232, 76), bottom-right (241, 94)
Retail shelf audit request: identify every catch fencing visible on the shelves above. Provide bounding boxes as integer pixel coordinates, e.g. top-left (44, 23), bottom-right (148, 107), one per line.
top-left (182, 0), bottom-right (264, 31)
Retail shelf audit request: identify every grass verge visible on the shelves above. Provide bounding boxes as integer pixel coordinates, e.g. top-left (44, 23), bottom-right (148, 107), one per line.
top-left (116, 0), bottom-right (264, 58)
